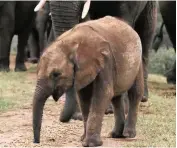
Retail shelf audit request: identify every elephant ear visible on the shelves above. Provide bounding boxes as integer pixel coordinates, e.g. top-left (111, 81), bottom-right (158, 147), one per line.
top-left (71, 40), bottom-right (110, 90)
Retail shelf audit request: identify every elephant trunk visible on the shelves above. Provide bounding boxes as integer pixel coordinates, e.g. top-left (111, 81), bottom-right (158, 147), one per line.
top-left (50, 1), bottom-right (82, 37)
top-left (33, 78), bottom-right (51, 143)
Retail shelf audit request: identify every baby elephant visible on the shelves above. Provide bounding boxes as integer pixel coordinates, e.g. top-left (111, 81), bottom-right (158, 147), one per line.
top-left (33, 16), bottom-right (143, 147)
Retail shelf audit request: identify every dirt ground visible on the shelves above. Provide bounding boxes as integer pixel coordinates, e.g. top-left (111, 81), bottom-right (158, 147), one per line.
top-left (0, 55), bottom-right (175, 147)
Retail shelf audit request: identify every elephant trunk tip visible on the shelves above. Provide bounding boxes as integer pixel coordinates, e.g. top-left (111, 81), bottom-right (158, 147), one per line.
top-left (33, 128), bottom-right (40, 143)
top-left (59, 115), bottom-right (70, 123)
top-left (33, 139), bottom-right (40, 143)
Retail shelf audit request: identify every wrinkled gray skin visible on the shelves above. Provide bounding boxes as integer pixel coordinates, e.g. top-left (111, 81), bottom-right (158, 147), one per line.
top-left (26, 2), bottom-right (54, 64)
top-left (33, 17), bottom-right (144, 146)
top-left (48, 1), bottom-right (157, 122)
top-left (153, 1), bottom-right (176, 84)
top-left (0, 1), bottom-right (38, 71)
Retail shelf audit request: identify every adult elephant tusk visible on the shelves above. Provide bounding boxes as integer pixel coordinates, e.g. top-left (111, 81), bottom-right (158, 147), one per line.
top-left (34, 0), bottom-right (47, 12)
top-left (81, 0), bottom-right (91, 19)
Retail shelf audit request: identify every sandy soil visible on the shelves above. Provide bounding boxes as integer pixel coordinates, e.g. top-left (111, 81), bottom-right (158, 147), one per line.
top-left (0, 96), bottom-right (123, 147)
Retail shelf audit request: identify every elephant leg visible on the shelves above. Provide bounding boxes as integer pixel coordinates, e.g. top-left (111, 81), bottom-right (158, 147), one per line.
top-left (77, 83), bottom-right (92, 141)
top-left (15, 32), bottom-right (29, 71)
top-left (36, 20), bottom-right (47, 56)
top-left (166, 61), bottom-right (176, 84)
top-left (135, 1), bottom-right (157, 102)
top-left (108, 95), bottom-right (125, 138)
top-left (82, 73), bottom-right (113, 147)
top-left (0, 2), bottom-right (15, 71)
top-left (27, 31), bottom-right (39, 64)
top-left (123, 64), bottom-right (143, 138)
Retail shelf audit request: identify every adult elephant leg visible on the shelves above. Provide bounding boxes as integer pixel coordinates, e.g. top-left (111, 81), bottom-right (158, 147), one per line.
top-left (15, 31), bottom-right (30, 71)
top-left (166, 61), bottom-right (176, 84)
top-left (134, 1), bottom-right (157, 102)
top-left (27, 30), bottom-right (39, 64)
top-left (36, 11), bottom-right (48, 55)
top-left (0, 2), bottom-right (15, 71)
top-left (159, 1), bottom-right (176, 84)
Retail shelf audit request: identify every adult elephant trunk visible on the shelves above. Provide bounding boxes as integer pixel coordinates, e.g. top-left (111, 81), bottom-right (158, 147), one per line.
top-left (33, 78), bottom-right (51, 143)
top-left (49, 1), bottom-right (82, 37)
top-left (59, 87), bottom-right (78, 122)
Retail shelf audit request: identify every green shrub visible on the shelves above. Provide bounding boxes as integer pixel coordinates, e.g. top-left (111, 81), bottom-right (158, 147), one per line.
top-left (148, 48), bottom-right (176, 75)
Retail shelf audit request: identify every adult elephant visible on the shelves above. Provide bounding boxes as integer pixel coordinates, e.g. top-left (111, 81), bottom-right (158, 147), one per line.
top-left (26, 2), bottom-right (52, 64)
top-left (35, 0), bottom-right (157, 121)
top-left (0, 1), bottom-right (37, 71)
top-left (153, 1), bottom-right (176, 84)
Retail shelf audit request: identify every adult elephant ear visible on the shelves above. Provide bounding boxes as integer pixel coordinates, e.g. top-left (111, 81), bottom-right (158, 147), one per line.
top-left (71, 40), bottom-right (110, 90)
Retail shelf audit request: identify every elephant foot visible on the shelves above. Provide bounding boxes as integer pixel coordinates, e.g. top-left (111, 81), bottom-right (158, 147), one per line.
top-left (105, 104), bottom-right (113, 114)
top-left (28, 57), bottom-right (39, 64)
top-left (141, 78), bottom-right (149, 102)
top-left (108, 131), bottom-right (125, 138)
top-left (123, 127), bottom-right (136, 138)
top-left (0, 61), bottom-right (10, 72)
top-left (15, 64), bottom-right (27, 72)
top-left (141, 96), bottom-right (148, 102)
top-left (141, 89), bottom-right (148, 102)
top-left (166, 72), bottom-right (176, 84)
top-left (82, 134), bottom-right (103, 147)
top-left (0, 65), bottom-right (10, 72)
top-left (33, 139), bottom-right (40, 143)
top-left (72, 112), bottom-right (83, 121)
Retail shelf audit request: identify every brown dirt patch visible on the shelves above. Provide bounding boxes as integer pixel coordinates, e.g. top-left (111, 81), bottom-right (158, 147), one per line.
top-left (0, 99), bottom-right (121, 147)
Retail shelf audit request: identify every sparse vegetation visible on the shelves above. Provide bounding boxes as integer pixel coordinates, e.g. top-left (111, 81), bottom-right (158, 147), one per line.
top-left (148, 48), bottom-right (176, 75)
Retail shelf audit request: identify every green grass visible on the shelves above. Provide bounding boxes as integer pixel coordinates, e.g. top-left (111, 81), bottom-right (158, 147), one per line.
top-left (121, 93), bottom-right (176, 147)
top-left (120, 74), bottom-right (176, 147)
top-left (0, 70), bottom-right (36, 111)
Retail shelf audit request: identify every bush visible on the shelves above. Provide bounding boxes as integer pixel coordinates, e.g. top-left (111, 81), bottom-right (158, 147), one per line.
top-left (148, 48), bottom-right (175, 75)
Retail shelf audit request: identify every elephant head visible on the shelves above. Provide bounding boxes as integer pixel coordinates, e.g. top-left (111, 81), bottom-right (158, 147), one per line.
top-left (33, 27), bottom-right (109, 143)
top-left (34, 0), bottom-right (91, 38)
top-left (35, 0), bottom-right (90, 19)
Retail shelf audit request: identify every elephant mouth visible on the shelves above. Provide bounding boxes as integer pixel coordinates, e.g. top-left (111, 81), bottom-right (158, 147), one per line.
top-left (52, 87), bottom-right (65, 102)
